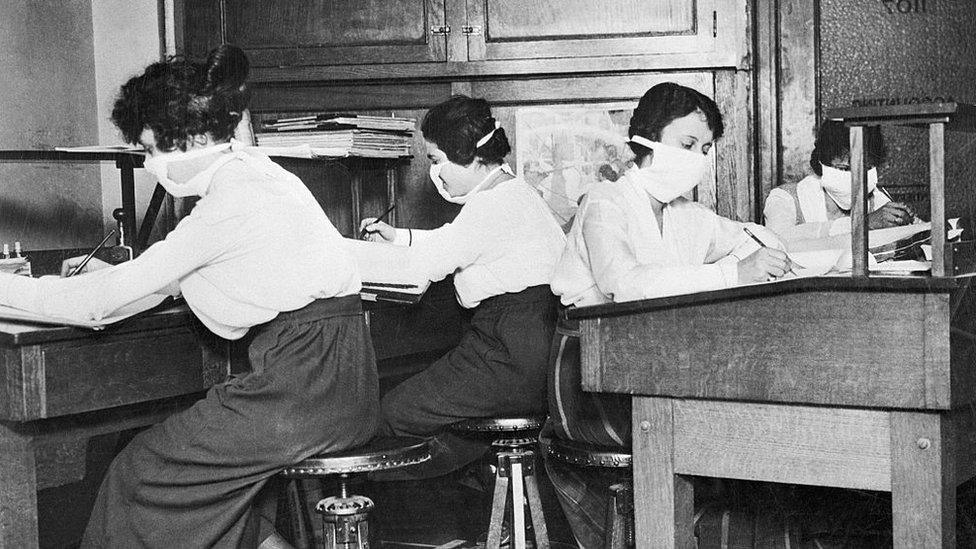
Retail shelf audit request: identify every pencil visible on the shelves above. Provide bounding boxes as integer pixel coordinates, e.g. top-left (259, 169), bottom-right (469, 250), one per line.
top-left (742, 227), bottom-right (801, 274)
top-left (742, 227), bottom-right (767, 249)
top-left (359, 204), bottom-right (397, 239)
top-left (67, 229), bottom-right (116, 277)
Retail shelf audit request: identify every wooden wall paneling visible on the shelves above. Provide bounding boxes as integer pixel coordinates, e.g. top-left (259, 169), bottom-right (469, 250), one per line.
top-left (753, 0), bottom-right (818, 220)
top-left (753, 0), bottom-right (780, 221)
top-left (177, 0), bottom-right (223, 59)
top-left (714, 69), bottom-right (754, 221)
top-left (777, 0), bottom-right (818, 188)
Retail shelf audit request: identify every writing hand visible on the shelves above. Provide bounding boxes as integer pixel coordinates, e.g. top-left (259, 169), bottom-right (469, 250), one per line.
top-left (359, 218), bottom-right (397, 243)
top-left (60, 256), bottom-right (111, 277)
top-left (868, 202), bottom-right (914, 229)
top-left (737, 247), bottom-right (792, 283)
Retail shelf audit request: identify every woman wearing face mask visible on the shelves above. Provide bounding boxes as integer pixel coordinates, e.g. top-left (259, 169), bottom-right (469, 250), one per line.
top-left (543, 82), bottom-right (789, 547)
top-left (764, 119), bottom-right (914, 242)
top-left (0, 45), bottom-right (379, 548)
top-left (361, 95), bottom-right (566, 476)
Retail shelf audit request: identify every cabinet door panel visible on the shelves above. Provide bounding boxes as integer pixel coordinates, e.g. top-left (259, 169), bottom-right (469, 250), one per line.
top-left (224, 0), bottom-right (447, 66)
top-left (467, 0), bottom-right (716, 61)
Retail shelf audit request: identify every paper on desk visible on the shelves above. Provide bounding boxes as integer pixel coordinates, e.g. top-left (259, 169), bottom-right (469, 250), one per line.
top-left (785, 249), bottom-right (846, 277)
top-left (343, 238), bottom-right (431, 301)
top-left (0, 293), bottom-right (169, 330)
top-left (787, 222), bottom-right (931, 253)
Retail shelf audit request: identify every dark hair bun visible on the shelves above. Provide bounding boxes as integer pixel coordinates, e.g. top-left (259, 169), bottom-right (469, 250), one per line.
top-left (111, 44), bottom-right (252, 151)
top-left (203, 44), bottom-right (249, 96)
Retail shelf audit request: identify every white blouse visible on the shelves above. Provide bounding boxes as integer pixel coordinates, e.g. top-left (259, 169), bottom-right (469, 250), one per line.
top-left (764, 174), bottom-right (890, 242)
top-left (551, 170), bottom-right (779, 307)
top-left (0, 150), bottom-right (360, 340)
top-left (393, 176), bottom-right (566, 309)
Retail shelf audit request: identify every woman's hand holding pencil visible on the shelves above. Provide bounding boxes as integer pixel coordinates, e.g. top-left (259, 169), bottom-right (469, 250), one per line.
top-left (359, 204), bottom-right (398, 243)
top-left (60, 230), bottom-right (116, 277)
top-left (738, 227), bottom-right (794, 282)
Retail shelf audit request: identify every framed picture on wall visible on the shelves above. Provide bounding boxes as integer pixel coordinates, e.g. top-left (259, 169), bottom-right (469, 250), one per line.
top-left (515, 103), bottom-right (636, 229)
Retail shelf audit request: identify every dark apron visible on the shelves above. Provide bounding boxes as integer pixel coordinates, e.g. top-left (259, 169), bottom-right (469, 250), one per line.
top-left (82, 295), bottom-right (379, 548)
top-left (379, 284), bottom-right (557, 477)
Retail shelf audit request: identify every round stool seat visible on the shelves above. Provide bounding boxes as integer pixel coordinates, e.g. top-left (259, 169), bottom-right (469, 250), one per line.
top-left (546, 437), bottom-right (632, 468)
top-left (449, 415), bottom-right (546, 434)
top-left (281, 435), bottom-right (430, 478)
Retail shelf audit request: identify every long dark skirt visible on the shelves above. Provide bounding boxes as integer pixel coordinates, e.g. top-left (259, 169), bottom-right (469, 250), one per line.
top-left (81, 295), bottom-right (379, 548)
top-left (379, 284), bottom-right (556, 477)
top-left (547, 316), bottom-right (630, 448)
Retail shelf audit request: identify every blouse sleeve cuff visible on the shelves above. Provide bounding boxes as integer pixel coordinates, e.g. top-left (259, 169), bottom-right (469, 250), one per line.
top-left (717, 260), bottom-right (740, 287)
top-left (392, 228), bottom-right (412, 247)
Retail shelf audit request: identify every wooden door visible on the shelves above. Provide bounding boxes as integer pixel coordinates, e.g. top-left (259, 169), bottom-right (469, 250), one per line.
top-left (221, 0), bottom-right (448, 67)
top-left (464, 0), bottom-right (737, 66)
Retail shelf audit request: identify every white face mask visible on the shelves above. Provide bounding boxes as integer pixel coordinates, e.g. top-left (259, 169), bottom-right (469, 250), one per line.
top-left (628, 135), bottom-right (708, 203)
top-left (429, 162), bottom-right (511, 204)
top-left (820, 164), bottom-right (878, 210)
top-left (142, 142), bottom-right (233, 197)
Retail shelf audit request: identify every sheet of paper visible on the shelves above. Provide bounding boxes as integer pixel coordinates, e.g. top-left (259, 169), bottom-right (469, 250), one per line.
top-left (0, 293), bottom-right (169, 330)
top-left (342, 238), bottom-right (431, 293)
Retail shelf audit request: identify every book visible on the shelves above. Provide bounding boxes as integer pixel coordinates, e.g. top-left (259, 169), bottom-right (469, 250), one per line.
top-left (0, 293), bottom-right (170, 330)
top-left (54, 144), bottom-right (144, 154)
top-left (343, 238), bottom-right (431, 304)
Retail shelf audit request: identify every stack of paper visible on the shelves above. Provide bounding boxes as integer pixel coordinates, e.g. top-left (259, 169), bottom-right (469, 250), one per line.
top-left (256, 114), bottom-right (416, 159)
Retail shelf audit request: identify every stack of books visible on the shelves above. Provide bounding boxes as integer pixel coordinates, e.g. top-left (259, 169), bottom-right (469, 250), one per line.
top-left (255, 114), bottom-right (416, 159)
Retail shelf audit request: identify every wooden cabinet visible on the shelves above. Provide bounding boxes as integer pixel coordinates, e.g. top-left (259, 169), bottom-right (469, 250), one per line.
top-left (222, 0), bottom-right (447, 67)
top-left (180, 0), bottom-right (745, 81)
top-left (465, 0), bottom-right (725, 63)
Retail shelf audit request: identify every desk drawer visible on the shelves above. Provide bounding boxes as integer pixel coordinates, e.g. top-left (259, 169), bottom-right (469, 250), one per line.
top-left (1, 326), bottom-right (229, 421)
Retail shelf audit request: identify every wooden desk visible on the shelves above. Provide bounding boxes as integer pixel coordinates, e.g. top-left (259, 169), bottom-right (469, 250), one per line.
top-left (0, 280), bottom-right (463, 548)
top-left (0, 305), bottom-right (231, 547)
top-left (570, 276), bottom-right (976, 548)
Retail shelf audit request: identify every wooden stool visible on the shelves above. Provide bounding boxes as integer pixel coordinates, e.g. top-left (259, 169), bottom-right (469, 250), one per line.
top-left (450, 416), bottom-right (549, 549)
top-left (545, 437), bottom-right (633, 549)
top-left (281, 436), bottom-right (431, 549)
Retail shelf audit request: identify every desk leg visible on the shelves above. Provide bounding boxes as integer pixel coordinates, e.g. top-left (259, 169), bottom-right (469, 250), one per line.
top-left (890, 411), bottom-right (955, 548)
top-left (632, 396), bottom-right (694, 549)
top-left (0, 423), bottom-right (39, 548)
